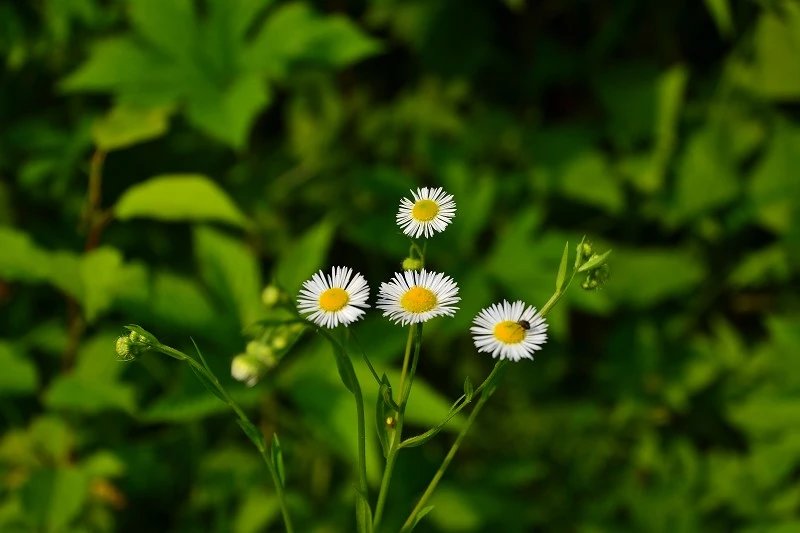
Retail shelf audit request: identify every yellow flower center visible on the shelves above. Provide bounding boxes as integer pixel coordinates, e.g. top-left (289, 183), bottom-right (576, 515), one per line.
top-left (412, 199), bottom-right (440, 222)
top-left (400, 286), bottom-right (437, 313)
top-left (319, 288), bottom-right (349, 312)
top-left (493, 321), bottom-right (526, 344)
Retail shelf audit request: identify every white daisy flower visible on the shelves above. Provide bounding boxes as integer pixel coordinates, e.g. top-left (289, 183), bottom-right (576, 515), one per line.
top-left (396, 187), bottom-right (456, 239)
top-left (297, 266), bottom-right (370, 328)
top-left (377, 269), bottom-right (460, 325)
top-left (470, 300), bottom-right (548, 362)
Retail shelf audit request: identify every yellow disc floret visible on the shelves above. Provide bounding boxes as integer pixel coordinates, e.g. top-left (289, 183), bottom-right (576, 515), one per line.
top-left (493, 320), bottom-right (526, 344)
top-left (319, 287), bottom-right (349, 312)
top-left (400, 286), bottom-right (438, 313)
top-left (412, 199), bottom-right (440, 222)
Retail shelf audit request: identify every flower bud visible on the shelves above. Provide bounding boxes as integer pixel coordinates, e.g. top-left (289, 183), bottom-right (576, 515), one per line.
top-left (402, 257), bottom-right (424, 271)
top-left (115, 336), bottom-right (135, 361)
top-left (231, 353), bottom-right (263, 387)
top-left (261, 285), bottom-right (282, 308)
top-left (246, 340), bottom-right (276, 367)
top-left (271, 335), bottom-right (288, 351)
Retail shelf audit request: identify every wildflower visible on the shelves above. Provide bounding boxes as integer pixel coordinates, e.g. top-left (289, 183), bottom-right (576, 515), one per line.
top-left (470, 300), bottom-right (547, 362)
top-left (396, 187), bottom-right (456, 239)
top-left (377, 269), bottom-right (460, 325)
top-left (297, 266), bottom-right (370, 328)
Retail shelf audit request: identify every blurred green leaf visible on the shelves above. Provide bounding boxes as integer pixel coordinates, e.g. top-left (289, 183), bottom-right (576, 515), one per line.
top-left (234, 488), bottom-right (280, 533)
top-left (274, 220), bottom-right (334, 293)
top-left (194, 226), bottom-right (263, 326)
top-left (91, 103), bottom-right (172, 151)
top-left (21, 468), bottom-right (88, 533)
top-left (703, 0), bottom-right (734, 37)
top-left (605, 248), bottom-right (705, 306)
top-left (749, 121), bottom-right (800, 233)
top-left (114, 174), bottom-right (248, 227)
top-left (0, 343), bottom-right (38, 395)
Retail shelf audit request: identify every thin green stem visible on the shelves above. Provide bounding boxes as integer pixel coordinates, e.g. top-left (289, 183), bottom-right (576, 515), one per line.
top-left (400, 268), bottom-right (579, 531)
top-left (373, 324), bottom-right (422, 529)
top-left (155, 344), bottom-right (295, 533)
top-left (400, 387), bottom-right (495, 533)
top-left (314, 327), bottom-right (372, 533)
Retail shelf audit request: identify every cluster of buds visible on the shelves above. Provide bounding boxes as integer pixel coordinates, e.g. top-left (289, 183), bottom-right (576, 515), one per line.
top-left (115, 327), bottom-right (159, 361)
top-left (231, 287), bottom-right (308, 386)
top-left (575, 241), bottom-right (611, 291)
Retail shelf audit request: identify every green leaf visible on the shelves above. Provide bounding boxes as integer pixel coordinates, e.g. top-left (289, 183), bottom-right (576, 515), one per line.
top-left (80, 247), bottom-right (128, 323)
top-left (270, 434), bottom-right (285, 486)
top-left (185, 74), bottom-right (271, 149)
top-left (237, 419), bottom-right (266, 453)
top-left (410, 505), bottom-right (435, 532)
top-left (91, 103), bottom-right (172, 151)
top-left (375, 377), bottom-right (392, 457)
top-left (44, 375), bottom-right (137, 414)
top-left (128, 0), bottom-right (198, 62)
top-left (605, 248), bottom-right (704, 306)
top-left (274, 220), bottom-right (335, 293)
top-left (189, 364), bottom-right (226, 403)
top-left (463, 377), bottom-right (474, 403)
top-left (114, 174), bottom-right (248, 227)
top-left (21, 468), bottom-right (89, 533)
top-left (748, 121), bottom-right (800, 233)
top-left (332, 343), bottom-right (357, 395)
top-left (555, 241), bottom-right (569, 291)
top-left (673, 128), bottom-right (739, 220)
top-left (246, 3), bottom-right (380, 75)
top-left (0, 343), bottom-right (38, 395)
top-left (703, 0), bottom-right (734, 37)
top-left (355, 488), bottom-right (373, 533)
top-left (194, 226), bottom-right (263, 327)
top-left (558, 151), bottom-right (624, 213)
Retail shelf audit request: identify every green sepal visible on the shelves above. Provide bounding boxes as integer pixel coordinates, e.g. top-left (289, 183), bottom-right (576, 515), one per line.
top-left (271, 434), bottom-right (286, 487)
top-left (123, 324), bottom-right (159, 345)
top-left (577, 249), bottom-right (612, 272)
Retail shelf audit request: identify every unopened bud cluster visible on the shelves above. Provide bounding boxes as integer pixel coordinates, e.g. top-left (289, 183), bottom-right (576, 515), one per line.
top-left (115, 329), bottom-right (155, 361)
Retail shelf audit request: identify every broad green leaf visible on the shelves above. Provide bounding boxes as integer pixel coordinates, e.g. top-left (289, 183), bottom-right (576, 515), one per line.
top-left (234, 488), bottom-right (280, 533)
top-left (128, 0), bottom-right (198, 62)
top-left (91, 103), bottom-right (172, 151)
top-left (703, 0), bottom-right (734, 37)
top-left (114, 174), bottom-right (248, 227)
top-left (79, 247), bottom-right (130, 323)
top-left (147, 271), bottom-right (218, 331)
top-left (605, 248), bottom-right (705, 306)
top-left (44, 375), bottom-right (137, 414)
top-left (749, 121), bottom-right (800, 233)
top-left (246, 2), bottom-right (380, 74)
top-left (185, 74), bottom-right (271, 149)
top-left (274, 220), bottom-right (334, 293)
top-left (558, 151), bottom-right (624, 214)
top-left (673, 128), bottom-right (739, 220)
top-left (0, 343), bottom-right (38, 395)
top-left (21, 468), bottom-right (89, 533)
top-left (735, 4), bottom-right (800, 100)
top-left (194, 226), bottom-right (263, 326)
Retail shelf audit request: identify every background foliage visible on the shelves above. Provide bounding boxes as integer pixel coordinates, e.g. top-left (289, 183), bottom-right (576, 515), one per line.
top-left (2, 0), bottom-right (799, 531)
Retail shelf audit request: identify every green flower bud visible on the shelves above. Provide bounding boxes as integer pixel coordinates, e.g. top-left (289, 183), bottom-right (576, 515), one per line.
top-left (246, 340), bottom-right (276, 366)
top-left (271, 335), bottom-right (288, 351)
top-left (231, 353), bottom-right (264, 387)
top-left (261, 285), bottom-right (282, 308)
top-left (402, 257), bottom-right (424, 271)
top-left (115, 336), bottom-right (135, 361)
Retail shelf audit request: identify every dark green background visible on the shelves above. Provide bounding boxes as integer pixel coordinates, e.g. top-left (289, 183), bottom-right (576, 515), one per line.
top-left (1, 0), bottom-right (799, 531)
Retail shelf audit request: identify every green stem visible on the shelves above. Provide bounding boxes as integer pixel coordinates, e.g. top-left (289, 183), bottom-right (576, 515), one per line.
top-left (400, 270), bottom-right (578, 531)
top-left (373, 324), bottom-right (421, 529)
top-left (400, 385), bottom-right (496, 533)
top-left (156, 345), bottom-right (295, 533)
top-left (314, 327), bottom-right (372, 533)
